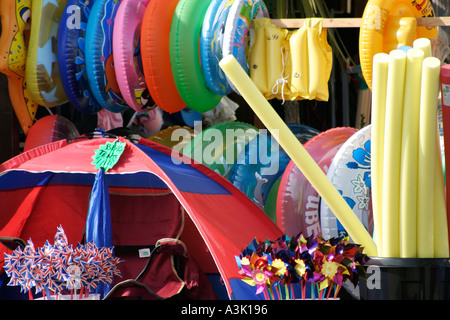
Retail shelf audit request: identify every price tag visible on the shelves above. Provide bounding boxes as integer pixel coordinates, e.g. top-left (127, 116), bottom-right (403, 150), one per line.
top-left (91, 140), bottom-right (126, 172)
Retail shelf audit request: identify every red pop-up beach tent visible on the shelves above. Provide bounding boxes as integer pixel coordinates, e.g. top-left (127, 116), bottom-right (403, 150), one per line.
top-left (0, 135), bottom-right (283, 299)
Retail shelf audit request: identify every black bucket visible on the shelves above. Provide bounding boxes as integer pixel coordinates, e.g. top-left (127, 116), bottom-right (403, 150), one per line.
top-left (358, 257), bottom-right (450, 300)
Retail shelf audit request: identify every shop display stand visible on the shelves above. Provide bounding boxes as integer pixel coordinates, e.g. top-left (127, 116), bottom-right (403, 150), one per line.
top-left (267, 15), bottom-right (450, 300)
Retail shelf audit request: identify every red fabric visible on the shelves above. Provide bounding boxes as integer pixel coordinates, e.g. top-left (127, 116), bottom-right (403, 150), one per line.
top-left (0, 137), bottom-right (283, 299)
top-left (110, 193), bottom-right (183, 246)
top-left (108, 239), bottom-right (217, 300)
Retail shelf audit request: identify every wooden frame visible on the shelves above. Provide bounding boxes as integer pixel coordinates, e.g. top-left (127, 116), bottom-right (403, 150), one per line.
top-left (269, 16), bottom-right (450, 29)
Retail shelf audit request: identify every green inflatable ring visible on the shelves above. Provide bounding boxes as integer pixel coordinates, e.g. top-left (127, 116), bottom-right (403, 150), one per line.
top-left (169, 0), bottom-right (222, 113)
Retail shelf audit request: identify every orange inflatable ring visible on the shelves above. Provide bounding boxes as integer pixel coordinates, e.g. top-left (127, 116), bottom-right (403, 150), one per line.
top-left (0, 0), bottom-right (38, 135)
top-left (141, 0), bottom-right (186, 114)
top-left (359, 0), bottom-right (437, 90)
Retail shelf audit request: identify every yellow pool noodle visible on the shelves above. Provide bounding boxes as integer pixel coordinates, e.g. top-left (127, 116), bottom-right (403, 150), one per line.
top-left (381, 49), bottom-right (406, 258)
top-left (371, 53), bottom-right (389, 255)
top-left (413, 38), bottom-right (432, 59)
top-left (399, 48), bottom-right (424, 258)
top-left (417, 57), bottom-right (441, 258)
top-left (219, 55), bottom-right (378, 256)
top-left (434, 133), bottom-right (449, 258)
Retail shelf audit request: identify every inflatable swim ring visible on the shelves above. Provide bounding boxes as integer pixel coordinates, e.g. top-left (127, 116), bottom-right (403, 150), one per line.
top-left (222, 0), bottom-right (269, 94)
top-left (359, 0), bottom-right (437, 90)
top-left (85, 0), bottom-right (128, 113)
top-left (276, 127), bottom-right (356, 238)
top-left (0, 0), bottom-right (38, 134)
top-left (25, 0), bottom-right (68, 107)
top-left (58, 0), bottom-right (102, 115)
top-left (113, 0), bottom-right (152, 113)
top-left (200, 0), bottom-right (234, 96)
top-left (227, 132), bottom-right (290, 213)
top-left (264, 127), bottom-right (321, 223)
top-left (140, 0), bottom-right (185, 114)
top-left (181, 121), bottom-right (259, 177)
top-left (320, 125), bottom-right (373, 241)
top-left (169, 0), bottom-right (222, 113)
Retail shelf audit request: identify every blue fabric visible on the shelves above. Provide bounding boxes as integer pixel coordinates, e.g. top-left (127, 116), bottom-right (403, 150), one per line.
top-left (0, 171), bottom-right (169, 190)
top-left (1, 144), bottom-right (231, 195)
top-left (135, 143), bottom-right (231, 195)
top-left (85, 169), bottom-right (113, 297)
top-left (85, 169), bottom-right (112, 247)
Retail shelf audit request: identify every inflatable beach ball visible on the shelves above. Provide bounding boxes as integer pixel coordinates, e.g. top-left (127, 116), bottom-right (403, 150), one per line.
top-left (320, 125), bottom-right (373, 241)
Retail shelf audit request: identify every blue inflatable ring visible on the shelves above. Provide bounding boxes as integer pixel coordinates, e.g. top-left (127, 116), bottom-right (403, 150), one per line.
top-left (85, 0), bottom-right (128, 113)
top-left (58, 0), bottom-right (102, 115)
top-left (200, 0), bottom-right (233, 96)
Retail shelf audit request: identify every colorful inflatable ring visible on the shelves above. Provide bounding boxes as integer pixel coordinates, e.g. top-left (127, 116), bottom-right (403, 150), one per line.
top-left (25, 0), bottom-right (68, 107)
top-left (0, 0), bottom-right (38, 135)
top-left (85, 0), bottom-right (128, 113)
top-left (276, 127), bottom-right (356, 238)
top-left (58, 0), bottom-right (102, 115)
top-left (169, 0), bottom-right (222, 113)
top-left (222, 0), bottom-right (269, 93)
top-left (140, 0), bottom-right (185, 114)
top-left (227, 132), bottom-right (291, 214)
top-left (359, 0), bottom-right (437, 90)
top-left (320, 125), bottom-right (373, 241)
top-left (181, 121), bottom-right (259, 177)
top-left (200, 0), bottom-right (233, 96)
top-left (113, 0), bottom-right (153, 113)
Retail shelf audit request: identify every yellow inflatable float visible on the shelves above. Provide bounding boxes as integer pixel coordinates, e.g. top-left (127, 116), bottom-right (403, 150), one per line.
top-left (25, 0), bottom-right (68, 107)
top-left (359, 0), bottom-right (437, 90)
top-left (0, 0), bottom-right (39, 135)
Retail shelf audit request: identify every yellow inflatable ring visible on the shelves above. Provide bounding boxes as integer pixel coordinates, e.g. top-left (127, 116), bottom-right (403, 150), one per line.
top-left (359, 0), bottom-right (437, 90)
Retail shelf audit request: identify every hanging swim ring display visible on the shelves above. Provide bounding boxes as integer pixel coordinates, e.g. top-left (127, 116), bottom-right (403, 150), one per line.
top-left (169, 0), bottom-right (222, 113)
top-left (320, 125), bottom-right (373, 241)
top-left (181, 121), bottom-right (259, 177)
top-left (85, 0), bottom-right (128, 113)
top-left (359, 0), bottom-right (437, 90)
top-left (0, 0), bottom-right (38, 135)
top-left (140, 0), bottom-right (185, 114)
top-left (25, 0), bottom-right (68, 107)
top-left (113, 0), bottom-right (153, 113)
top-left (58, 0), bottom-right (102, 115)
top-left (200, 0), bottom-right (234, 96)
top-left (222, 0), bottom-right (269, 94)
top-left (276, 127), bottom-right (356, 238)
